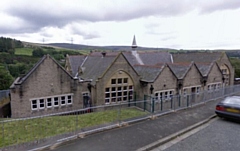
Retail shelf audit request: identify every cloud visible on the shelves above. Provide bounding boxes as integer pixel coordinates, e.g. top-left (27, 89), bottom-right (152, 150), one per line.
top-left (2, 0), bottom-right (240, 35)
top-left (1, 0), bottom-right (240, 49)
top-left (198, 0), bottom-right (240, 14)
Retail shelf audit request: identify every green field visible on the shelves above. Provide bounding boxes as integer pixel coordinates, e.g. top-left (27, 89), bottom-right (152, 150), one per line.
top-left (0, 108), bottom-right (147, 148)
top-left (15, 48), bottom-right (33, 56)
top-left (15, 47), bottom-right (89, 56)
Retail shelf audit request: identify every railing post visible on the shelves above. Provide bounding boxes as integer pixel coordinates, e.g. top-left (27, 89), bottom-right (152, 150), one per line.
top-left (118, 103), bottom-right (122, 125)
top-left (187, 95), bottom-right (189, 107)
top-left (128, 93), bottom-right (130, 107)
top-left (160, 97), bottom-right (163, 111)
top-left (152, 97), bottom-right (155, 113)
top-left (144, 95), bottom-right (146, 111)
top-left (134, 92), bottom-right (137, 106)
top-left (2, 121), bottom-right (4, 146)
top-left (178, 94), bottom-right (181, 107)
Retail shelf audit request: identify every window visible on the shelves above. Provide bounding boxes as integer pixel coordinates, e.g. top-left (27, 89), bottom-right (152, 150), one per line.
top-left (196, 87), bottom-right (200, 94)
top-left (164, 91), bottom-right (168, 100)
top-left (67, 95), bottom-right (72, 104)
top-left (183, 89), bottom-right (187, 96)
top-left (154, 90), bottom-right (174, 102)
top-left (105, 76), bottom-right (134, 104)
top-left (169, 91), bottom-right (173, 99)
top-left (155, 93), bottom-right (159, 100)
top-left (111, 79), bottom-right (116, 84)
top-left (61, 96), bottom-right (66, 106)
top-left (159, 92), bottom-right (163, 100)
top-left (118, 78), bottom-right (122, 84)
top-left (30, 94), bottom-right (73, 111)
top-left (54, 97), bottom-right (59, 106)
top-left (31, 100), bottom-right (37, 110)
top-left (207, 85), bottom-right (211, 91)
top-left (105, 88), bottom-right (110, 104)
top-left (222, 69), bottom-right (227, 74)
top-left (39, 99), bottom-right (45, 109)
top-left (46, 98), bottom-right (52, 108)
top-left (123, 78), bottom-right (128, 84)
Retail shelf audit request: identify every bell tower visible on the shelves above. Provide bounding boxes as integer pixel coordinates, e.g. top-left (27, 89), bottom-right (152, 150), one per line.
top-left (132, 35), bottom-right (137, 50)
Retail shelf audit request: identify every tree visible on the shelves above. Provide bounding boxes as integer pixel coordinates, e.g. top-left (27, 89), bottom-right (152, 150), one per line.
top-left (32, 47), bottom-right (45, 57)
top-left (0, 66), bottom-right (14, 90)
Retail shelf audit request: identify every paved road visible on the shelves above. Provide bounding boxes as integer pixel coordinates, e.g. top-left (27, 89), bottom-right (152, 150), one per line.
top-left (51, 100), bottom-right (219, 151)
top-left (155, 118), bottom-right (240, 151)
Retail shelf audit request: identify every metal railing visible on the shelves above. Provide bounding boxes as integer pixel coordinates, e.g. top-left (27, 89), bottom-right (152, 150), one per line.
top-left (1, 85), bottom-right (240, 150)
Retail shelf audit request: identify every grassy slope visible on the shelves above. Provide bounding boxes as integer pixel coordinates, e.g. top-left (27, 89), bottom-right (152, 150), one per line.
top-left (15, 48), bottom-right (33, 56)
top-left (0, 108), bottom-right (147, 147)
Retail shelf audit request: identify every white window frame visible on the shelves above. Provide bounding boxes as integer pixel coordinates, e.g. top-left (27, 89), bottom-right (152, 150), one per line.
top-left (105, 77), bottom-right (134, 104)
top-left (60, 96), bottom-right (66, 106)
top-left (30, 93), bottom-right (74, 111)
top-left (31, 99), bottom-right (38, 110)
top-left (53, 97), bottom-right (59, 107)
top-left (196, 87), bottom-right (200, 94)
top-left (39, 98), bottom-right (45, 109)
top-left (67, 95), bottom-right (73, 105)
top-left (46, 98), bottom-right (52, 108)
top-left (183, 89), bottom-right (187, 96)
top-left (154, 89), bottom-right (175, 101)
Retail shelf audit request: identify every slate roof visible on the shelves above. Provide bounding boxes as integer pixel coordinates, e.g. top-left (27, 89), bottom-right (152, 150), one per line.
top-left (172, 52), bottom-right (223, 63)
top-left (134, 64), bottom-right (165, 82)
top-left (80, 52), bottom-right (118, 85)
top-left (123, 51), bottom-right (172, 66)
top-left (195, 62), bottom-right (213, 77)
top-left (167, 62), bottom-right (192, 79)
top-left (68, 55), bottom-right (87, 77)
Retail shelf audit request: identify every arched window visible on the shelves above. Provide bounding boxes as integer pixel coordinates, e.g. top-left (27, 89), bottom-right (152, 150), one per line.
top-left (104, 71), bottom-right (134, 104)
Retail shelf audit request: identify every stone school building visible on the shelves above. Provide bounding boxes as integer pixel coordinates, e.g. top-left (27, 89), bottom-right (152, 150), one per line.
top-left (10, 50), bottom-right (234, 118)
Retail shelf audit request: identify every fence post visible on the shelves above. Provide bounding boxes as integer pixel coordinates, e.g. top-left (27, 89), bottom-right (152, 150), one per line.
top-left (128, 93), bottom-right (130, 107)
top-left (134, 92), bottom-right (136, 106)
top-left (152, 97), bottom-right (155, 113)
top-left (178, 94), bottom-right (181, 107)
top-left (2, 121), bottom-right (4, 146)
top-left (160, 97), bottom-right (163, 111)
top-left (144, 95), bottom-right (146, 111)
top-left (75, 113), bottom-right (78, 134)
top-left (118, 103), bottom-right (121, 125)
top-left (187, 95), bottom-right (189, 107)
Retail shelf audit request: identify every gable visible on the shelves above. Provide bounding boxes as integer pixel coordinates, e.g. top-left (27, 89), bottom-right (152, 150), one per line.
top-left (12, 55), bottom-right (73, 87)
top-left (207, 62), bottom-right (223, 83)
top-left (183, 63), bottom-right (202, 87)
top-left (100, 52), bottom-right (139, 80)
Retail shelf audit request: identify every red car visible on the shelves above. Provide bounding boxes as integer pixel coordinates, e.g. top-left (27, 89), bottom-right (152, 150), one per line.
top-left (215, 96), bottom-right (240, 120)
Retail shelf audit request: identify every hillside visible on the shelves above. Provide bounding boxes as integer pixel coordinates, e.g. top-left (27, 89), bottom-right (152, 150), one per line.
top-left (45, 43), bottom-right (176, 51)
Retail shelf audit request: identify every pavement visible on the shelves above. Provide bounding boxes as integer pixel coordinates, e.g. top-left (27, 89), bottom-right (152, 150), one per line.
top-left (5, 99), bottom-right (220, 151)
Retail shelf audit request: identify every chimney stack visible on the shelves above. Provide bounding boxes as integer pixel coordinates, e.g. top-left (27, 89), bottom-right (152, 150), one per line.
top-left (102, 52), bottom-right (106, 57)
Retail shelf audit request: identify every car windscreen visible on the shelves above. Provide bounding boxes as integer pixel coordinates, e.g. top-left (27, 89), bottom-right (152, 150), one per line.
top-left (222, 97), bottom-right (240, 105)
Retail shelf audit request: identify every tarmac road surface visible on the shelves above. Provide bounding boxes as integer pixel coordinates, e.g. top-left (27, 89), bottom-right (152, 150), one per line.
top-left (51, 100), bottom-right (219, 151)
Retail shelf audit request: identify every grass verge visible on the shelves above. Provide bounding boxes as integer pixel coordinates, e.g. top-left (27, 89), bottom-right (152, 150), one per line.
top-left (0, 108), bottom-right (147, 148)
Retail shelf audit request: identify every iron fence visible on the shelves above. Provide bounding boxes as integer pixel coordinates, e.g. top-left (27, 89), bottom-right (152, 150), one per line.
top-left (1, 85), bottom-right (240, 150)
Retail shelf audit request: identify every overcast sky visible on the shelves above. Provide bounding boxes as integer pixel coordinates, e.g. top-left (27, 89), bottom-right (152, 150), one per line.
top-left (1, 0), bottom-right (240, 49)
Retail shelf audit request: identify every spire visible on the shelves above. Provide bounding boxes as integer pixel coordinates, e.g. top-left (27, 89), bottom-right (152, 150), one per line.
top-left (132, 35), bottom-right (137, 49)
